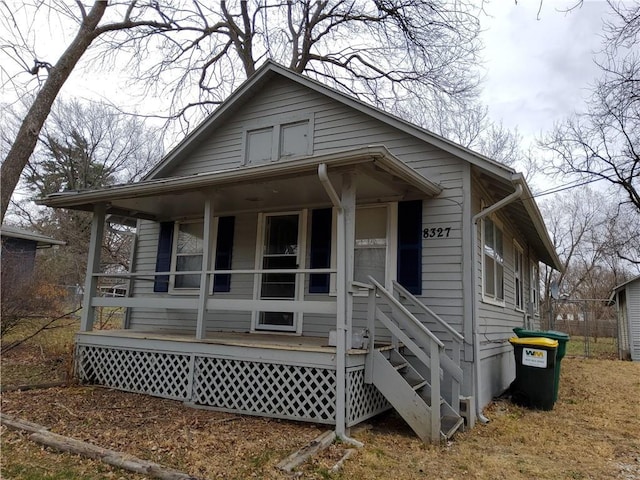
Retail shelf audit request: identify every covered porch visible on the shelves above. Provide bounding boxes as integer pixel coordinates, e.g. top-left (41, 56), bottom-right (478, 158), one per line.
top-left (43, 146), bottom-right (465, 441)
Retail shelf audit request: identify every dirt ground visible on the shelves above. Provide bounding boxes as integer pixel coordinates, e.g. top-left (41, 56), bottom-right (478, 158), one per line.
top-left (2, 355), bottom-right (639, 480)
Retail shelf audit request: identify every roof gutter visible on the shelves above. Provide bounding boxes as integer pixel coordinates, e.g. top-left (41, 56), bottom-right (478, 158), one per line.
top-left (471, 176), bottom-right (524, 425)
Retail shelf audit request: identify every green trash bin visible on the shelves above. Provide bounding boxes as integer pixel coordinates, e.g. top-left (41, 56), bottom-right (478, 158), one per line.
top-left (509, 337), bottom-right (558, 410)
top-left (513, 328), bottom-right (570, 402)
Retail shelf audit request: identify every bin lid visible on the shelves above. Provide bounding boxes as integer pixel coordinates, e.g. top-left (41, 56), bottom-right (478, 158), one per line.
top-left (513, 328), bottom-right (570, 341)
top-left (509, 337), bottom-right (558, 348)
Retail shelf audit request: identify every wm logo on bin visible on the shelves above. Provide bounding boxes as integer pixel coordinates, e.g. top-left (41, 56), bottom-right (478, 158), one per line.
top-left (525, 349), bottom-right (545, 358)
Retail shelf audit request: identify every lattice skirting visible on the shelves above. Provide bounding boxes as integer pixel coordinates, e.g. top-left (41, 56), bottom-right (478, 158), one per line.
top-left (76, 345), bottom-right (389, 426)
top-left (347, 368), bottom-right (391, 426)
top-left (75, 345), bottom-right (191, 400)
top-left (192, 356), bottom-right (337, 423)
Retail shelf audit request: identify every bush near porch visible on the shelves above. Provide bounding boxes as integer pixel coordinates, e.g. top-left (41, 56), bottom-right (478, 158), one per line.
top-left (1, 325), bottom-right (639, 480)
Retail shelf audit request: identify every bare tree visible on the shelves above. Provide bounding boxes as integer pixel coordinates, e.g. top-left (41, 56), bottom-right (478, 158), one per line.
top-left (1, 0), bottom-right (483, 222)
top-left (0, 1), bottom-right (174, 221)
top-left (538, 188), bottom-right (638, 329)
top-left (541, 0), bottom-right (640, 213)
top-left (397, 92), bottom-right (527, 173)
top-left (113, 1), bottom-right (482, 122)
top-left (21, 99), bottom-right (159, 284)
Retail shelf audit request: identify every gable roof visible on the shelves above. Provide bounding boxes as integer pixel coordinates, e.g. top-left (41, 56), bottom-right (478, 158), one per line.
top-left (142, 61), bottom-right (559, 270)
top-left (146, 60), bottom-right (515, 181)
top-left (41, 61), bottom-right (561, 271)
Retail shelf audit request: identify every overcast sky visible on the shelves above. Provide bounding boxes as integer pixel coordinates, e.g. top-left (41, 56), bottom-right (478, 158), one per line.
top-left (480, 0), bottom-right (612, 145)
top-left (2, 1), bottom-right (616, 149)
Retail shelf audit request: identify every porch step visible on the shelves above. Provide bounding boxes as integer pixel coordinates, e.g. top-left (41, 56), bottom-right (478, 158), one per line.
top-left (441, 415), bottom-right (465, 440)
top-left (371, 348), bottom-right (464, 443)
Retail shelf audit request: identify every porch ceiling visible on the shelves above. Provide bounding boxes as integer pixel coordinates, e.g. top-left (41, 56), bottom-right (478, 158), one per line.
top-left (40, 146), bottom-right (442, 220)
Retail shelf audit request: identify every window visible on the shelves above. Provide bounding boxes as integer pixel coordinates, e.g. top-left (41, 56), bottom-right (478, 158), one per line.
top-left (483, 217), bottom-right (504, 303)
top-left (354, 206), bottom-right (388, 285)
top-left (154, 217), bottom-right (236, 294)
top-left (530, 261), bottom-right (540, 315)
top-left (514, 242), bottom-right (524, 311)
top-left (244, 116), bottom-right (312, 165)
top-left (173, 221), bottom-right (204, 289)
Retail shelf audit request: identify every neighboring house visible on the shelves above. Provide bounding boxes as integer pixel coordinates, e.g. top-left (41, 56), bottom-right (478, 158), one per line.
top-left (41, 61), bottom-right (561, 443)
top-left (609, 275), bottom-right (640, 362)
top-left (0, 225), bottom-right (65, 283)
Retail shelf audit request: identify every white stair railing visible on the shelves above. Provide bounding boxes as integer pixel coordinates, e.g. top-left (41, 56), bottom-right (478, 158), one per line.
top-left (365, 276), bottom-right (444, 440)
top-left (392, 280), bottom-right (464, 413)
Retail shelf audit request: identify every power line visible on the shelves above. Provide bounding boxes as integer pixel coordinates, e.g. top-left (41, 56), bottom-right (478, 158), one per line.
top-left (528, 177), bottom-right (608, 199)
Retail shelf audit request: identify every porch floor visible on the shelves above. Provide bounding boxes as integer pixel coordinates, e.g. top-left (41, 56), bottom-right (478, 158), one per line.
top-left (78, 329), bottom-right (383, 354)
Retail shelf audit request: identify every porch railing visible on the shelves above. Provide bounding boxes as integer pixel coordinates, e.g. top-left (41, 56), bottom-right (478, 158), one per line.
top-left (365, 276), bottom-right (463, 415)
top-left (84, 269), bottom-right (338, 327)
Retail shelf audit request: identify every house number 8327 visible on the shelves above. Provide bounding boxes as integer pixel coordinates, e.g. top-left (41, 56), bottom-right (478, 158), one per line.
top-left (423, 227), bottom-right (451, 238)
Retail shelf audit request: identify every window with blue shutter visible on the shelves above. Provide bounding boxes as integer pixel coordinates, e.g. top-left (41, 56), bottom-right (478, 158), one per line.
top-left (213, 216), bottom-right (235, 293)
top-left (309, 208), bottom-right (332, 293)
top-left (397, 200), bottom-right (422, 295)
top-left (154, 222), bottom-right (174, 292)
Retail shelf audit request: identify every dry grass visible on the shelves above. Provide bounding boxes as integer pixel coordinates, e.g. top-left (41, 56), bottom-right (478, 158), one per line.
top-left (2, 356), bottom-right (639, 480)
top-left (1, 323), bottom-right (638, 479)
top-left (565, 335), bottom-right (618, 359)
top-left (341, 357), bottom-right (640, 480)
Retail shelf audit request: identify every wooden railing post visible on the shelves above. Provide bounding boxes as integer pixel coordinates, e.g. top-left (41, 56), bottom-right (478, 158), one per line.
top-left (365, 286), bottom-right (376, 384)
top-left (450, 340), bottom-right (462, 414)
top-left (392, 279), bottom-right (464, 413)
top-left (430, 340), bottom-right (442, 442)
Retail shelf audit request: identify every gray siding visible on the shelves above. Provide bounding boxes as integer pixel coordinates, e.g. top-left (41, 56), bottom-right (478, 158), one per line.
top-left (127, 214), bottom-right (258, 332)
top-left (151, 76), bottom-right (467, 340)
top-left (471, 178), bottom-right (543, 405)
top-left (627, 280), bottom-right (640, 361)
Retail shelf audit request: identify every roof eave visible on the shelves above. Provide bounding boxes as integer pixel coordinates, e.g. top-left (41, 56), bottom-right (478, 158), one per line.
top-left (512, 174), bottom-right (564, 272)
top-left (40, 146), bottom-right (442, 211)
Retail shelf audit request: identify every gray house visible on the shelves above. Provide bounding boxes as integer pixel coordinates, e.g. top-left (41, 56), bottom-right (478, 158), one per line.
top-left (42, 62), bottom-right (561, 443)
top-left (610, 275), bottom-right (640, 361)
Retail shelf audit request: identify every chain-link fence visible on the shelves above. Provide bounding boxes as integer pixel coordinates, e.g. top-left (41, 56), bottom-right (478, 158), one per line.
top-left (59, 284), bottom-right (126, 329)
top-left (542, 299), bottom-right (618, 359)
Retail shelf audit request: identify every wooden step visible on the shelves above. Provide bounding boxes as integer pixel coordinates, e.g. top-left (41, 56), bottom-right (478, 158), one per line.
top-left (418, 392), bottom-right (445, 407)
top-left (440, 415), bottom-right (465, 440)
top-left (406, 377), bottom-right (428, 390)
top-left (390, 358), bottom-right (408, 370)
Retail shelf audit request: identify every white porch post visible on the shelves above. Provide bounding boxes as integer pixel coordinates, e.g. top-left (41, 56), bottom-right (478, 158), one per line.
top-left (335, 172), bottom-right (356, 437)
top-left (196, 198), bottom-right (215, 340)
top-left (80, 203), bottom-right (106, 332)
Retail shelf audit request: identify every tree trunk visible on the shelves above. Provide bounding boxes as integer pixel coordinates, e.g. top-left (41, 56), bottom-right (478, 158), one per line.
top-left (0, 1), bottom-right (108, 222)
top-left (1, 413), bottom-right (200, 480)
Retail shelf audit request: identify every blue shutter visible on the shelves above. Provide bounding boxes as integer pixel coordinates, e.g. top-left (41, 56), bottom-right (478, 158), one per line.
top-left (213, 216), bottom-right (235, 293)
top-left (397, 200), bottom-right (422, 295)
top-left (309, 208), bottom-right (332, 293)
top-left (154, 222), bottom-right (174, 293)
